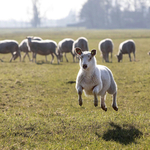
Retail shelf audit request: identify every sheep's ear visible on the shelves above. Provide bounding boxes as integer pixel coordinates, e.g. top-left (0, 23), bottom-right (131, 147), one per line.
top-left (26, 36), bottom-right (33, 39)
top-left (91, 49), bottom-right (96, 56)
top-left (75, 47), bottom-right (82, 55)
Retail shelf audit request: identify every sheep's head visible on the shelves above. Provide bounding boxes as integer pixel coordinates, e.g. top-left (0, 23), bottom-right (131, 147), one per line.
top-left (13, 51), bottom-right (21, 60)
top-left (116, 53), bottom-right (122, 62)
top-left (75, 47), bottom-right (96, 70)
top-left (26, 36), bottom-right (34, 42)
top-left (57, 52), bottom-right (63, 62)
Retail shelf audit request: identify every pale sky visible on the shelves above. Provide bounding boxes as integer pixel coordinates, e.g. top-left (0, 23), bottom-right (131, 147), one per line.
top-left (0, 0), bottom-right (87, 21)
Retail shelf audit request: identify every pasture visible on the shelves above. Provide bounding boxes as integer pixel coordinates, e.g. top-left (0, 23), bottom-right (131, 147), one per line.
top-left (0, 28), bottom-right (150, 149)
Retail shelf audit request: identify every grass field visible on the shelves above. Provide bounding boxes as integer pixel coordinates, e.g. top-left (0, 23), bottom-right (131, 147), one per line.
top-left (0, 28), bottom-right (150, 150)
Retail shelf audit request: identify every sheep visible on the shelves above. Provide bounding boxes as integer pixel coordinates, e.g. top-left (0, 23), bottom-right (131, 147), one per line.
top-left (98, 38), bottom-right (113, 62)
top-left (19, 37), bottom-right (42, 61)
top-left (27, 36), bottom-right (59, 64)
top-left (57, 38), bottom-right (74, 62)
top-left (117, 39), bottom-right (136, 62)
top-left (0, 40), bottom-right (21, 62)
top-left (75, 47), bottom-right (118, 111)
top-left (72, 37), bottom-right (89, 62)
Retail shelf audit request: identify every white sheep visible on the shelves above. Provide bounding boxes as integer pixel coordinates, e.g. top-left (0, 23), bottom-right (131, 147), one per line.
top-left (117, 39), bottom-right (136, 62)
top-left (0, 40), bottom-right (21, 62)
top-left (57, 38), bottom-right (74, 62)
top-left (98, 38), bottom-right (113, 62)
top-left (19, 37), bottom-right (42, 61)
top-left (27, 37), bottom-right (59, 64)
top-left (72, 37), bottom-right (89, 62)
top-left (75, 47), bottom-right (118, 111)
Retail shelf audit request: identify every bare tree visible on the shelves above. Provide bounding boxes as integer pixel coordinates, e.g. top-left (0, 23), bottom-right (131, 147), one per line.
top-left (31, 0), bottom-right (41, 27)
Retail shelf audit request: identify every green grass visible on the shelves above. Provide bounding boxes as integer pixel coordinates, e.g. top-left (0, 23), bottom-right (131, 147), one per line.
top-left (0, 28), bottom-right (150, 149)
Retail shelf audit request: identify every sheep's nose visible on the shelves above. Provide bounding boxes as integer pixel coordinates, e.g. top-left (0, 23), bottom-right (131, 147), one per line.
top-left (83, 64), bottom-right (87, 69)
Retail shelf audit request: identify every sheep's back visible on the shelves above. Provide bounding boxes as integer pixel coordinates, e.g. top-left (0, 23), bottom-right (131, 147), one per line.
top-left (59, 39), bottom-right (74, 53)
top-left (19, 39), bottom-right (28, 52)
top-left (120, 40), bottom-right (135, 54)
top-left (30, 40), bottom-right (57, 55)
top-left (0, 40), bottom-right (18, 53)
top-left (99, 39), bottom-right (113, 53)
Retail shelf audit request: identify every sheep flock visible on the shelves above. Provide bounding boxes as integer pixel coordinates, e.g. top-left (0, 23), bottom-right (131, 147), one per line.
top-left (0, 36), bottom-right (139, 63)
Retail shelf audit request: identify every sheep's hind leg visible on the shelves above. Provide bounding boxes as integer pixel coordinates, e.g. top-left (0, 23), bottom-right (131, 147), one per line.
top-left (112, 92), bottom-right (118, 111)
top-left (128, 53), bottom-right (132, 62)
top-left (51, 54), bottom-right (54, 64)
top-left (101, 95), bottom-right (107, 111)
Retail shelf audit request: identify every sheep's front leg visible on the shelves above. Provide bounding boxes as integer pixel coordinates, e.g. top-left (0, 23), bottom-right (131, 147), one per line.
top-left (93, 93), bottom-right (98, 107)
top-left (64, 53), bottom-right (68, 62)
top-left (27, 53), bottom-right (31, 61)
top-left (77, 86), bottom-right (83, 106)
top-left (93, 85), bottom-right (101, 107)
top-left (101, 95), bottom-right (107, 111)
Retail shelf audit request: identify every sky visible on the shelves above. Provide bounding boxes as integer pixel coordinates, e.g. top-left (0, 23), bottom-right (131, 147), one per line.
top-left (0, 0), bottom-right (87, 21)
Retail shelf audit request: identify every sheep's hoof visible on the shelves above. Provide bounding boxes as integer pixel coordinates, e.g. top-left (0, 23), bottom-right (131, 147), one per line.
top-left (113, 106), bottom-right (118, 111)
top-left (79, 101), bottom-right (82, 106)
top-left (94, 102), bottom-right (98, 107)
top-left (101, 106), bottom-right (107, 111)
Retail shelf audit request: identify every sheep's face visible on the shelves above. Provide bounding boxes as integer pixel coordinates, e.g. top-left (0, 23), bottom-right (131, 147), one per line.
top-left (75, 47), bottom-right (96, 70)
top-left (117, 53), bottom-right (122, 62)
top-left (58, 53), bottom-right (63, 62)
top-left (13, 51), bottom-right (20, 60)
top-left (26, 36), bottom-right (33, 44)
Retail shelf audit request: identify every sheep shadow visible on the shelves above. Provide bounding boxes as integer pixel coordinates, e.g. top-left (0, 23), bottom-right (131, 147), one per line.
top-left (97, 122), bottom-right (143, 145)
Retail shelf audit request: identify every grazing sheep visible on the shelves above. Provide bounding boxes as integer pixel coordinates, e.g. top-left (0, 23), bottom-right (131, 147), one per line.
top-left (72, 37), bottom-right (89, 62)
top-left (57, 38), bottom-right (74, 62)
top-left (117, 39), bottom-right (136, 62)
top-left (19, 37), bottom-right (42, 61)
top-left (27, 37), bottom-right (59, 64)
top-left (147, 51), bottom-right (150, 55)
top-left (98, 38), bottom-right (113, 62)
top-left (75, 47), bottom-right (118, 111)
top-left (0, 40), bottom-right (21, 62)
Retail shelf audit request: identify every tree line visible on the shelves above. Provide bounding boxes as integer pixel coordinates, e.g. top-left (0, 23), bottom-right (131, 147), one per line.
top-left (31, 0), bottom-right (150, 29)
top-left (79, 0), bottom-right (150, 29)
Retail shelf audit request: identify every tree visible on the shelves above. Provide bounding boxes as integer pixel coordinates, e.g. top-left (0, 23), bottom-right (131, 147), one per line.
top-left (31, 0), bottom-right (41, 27)
top-left (79, 0), bottom-right (106, 28)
